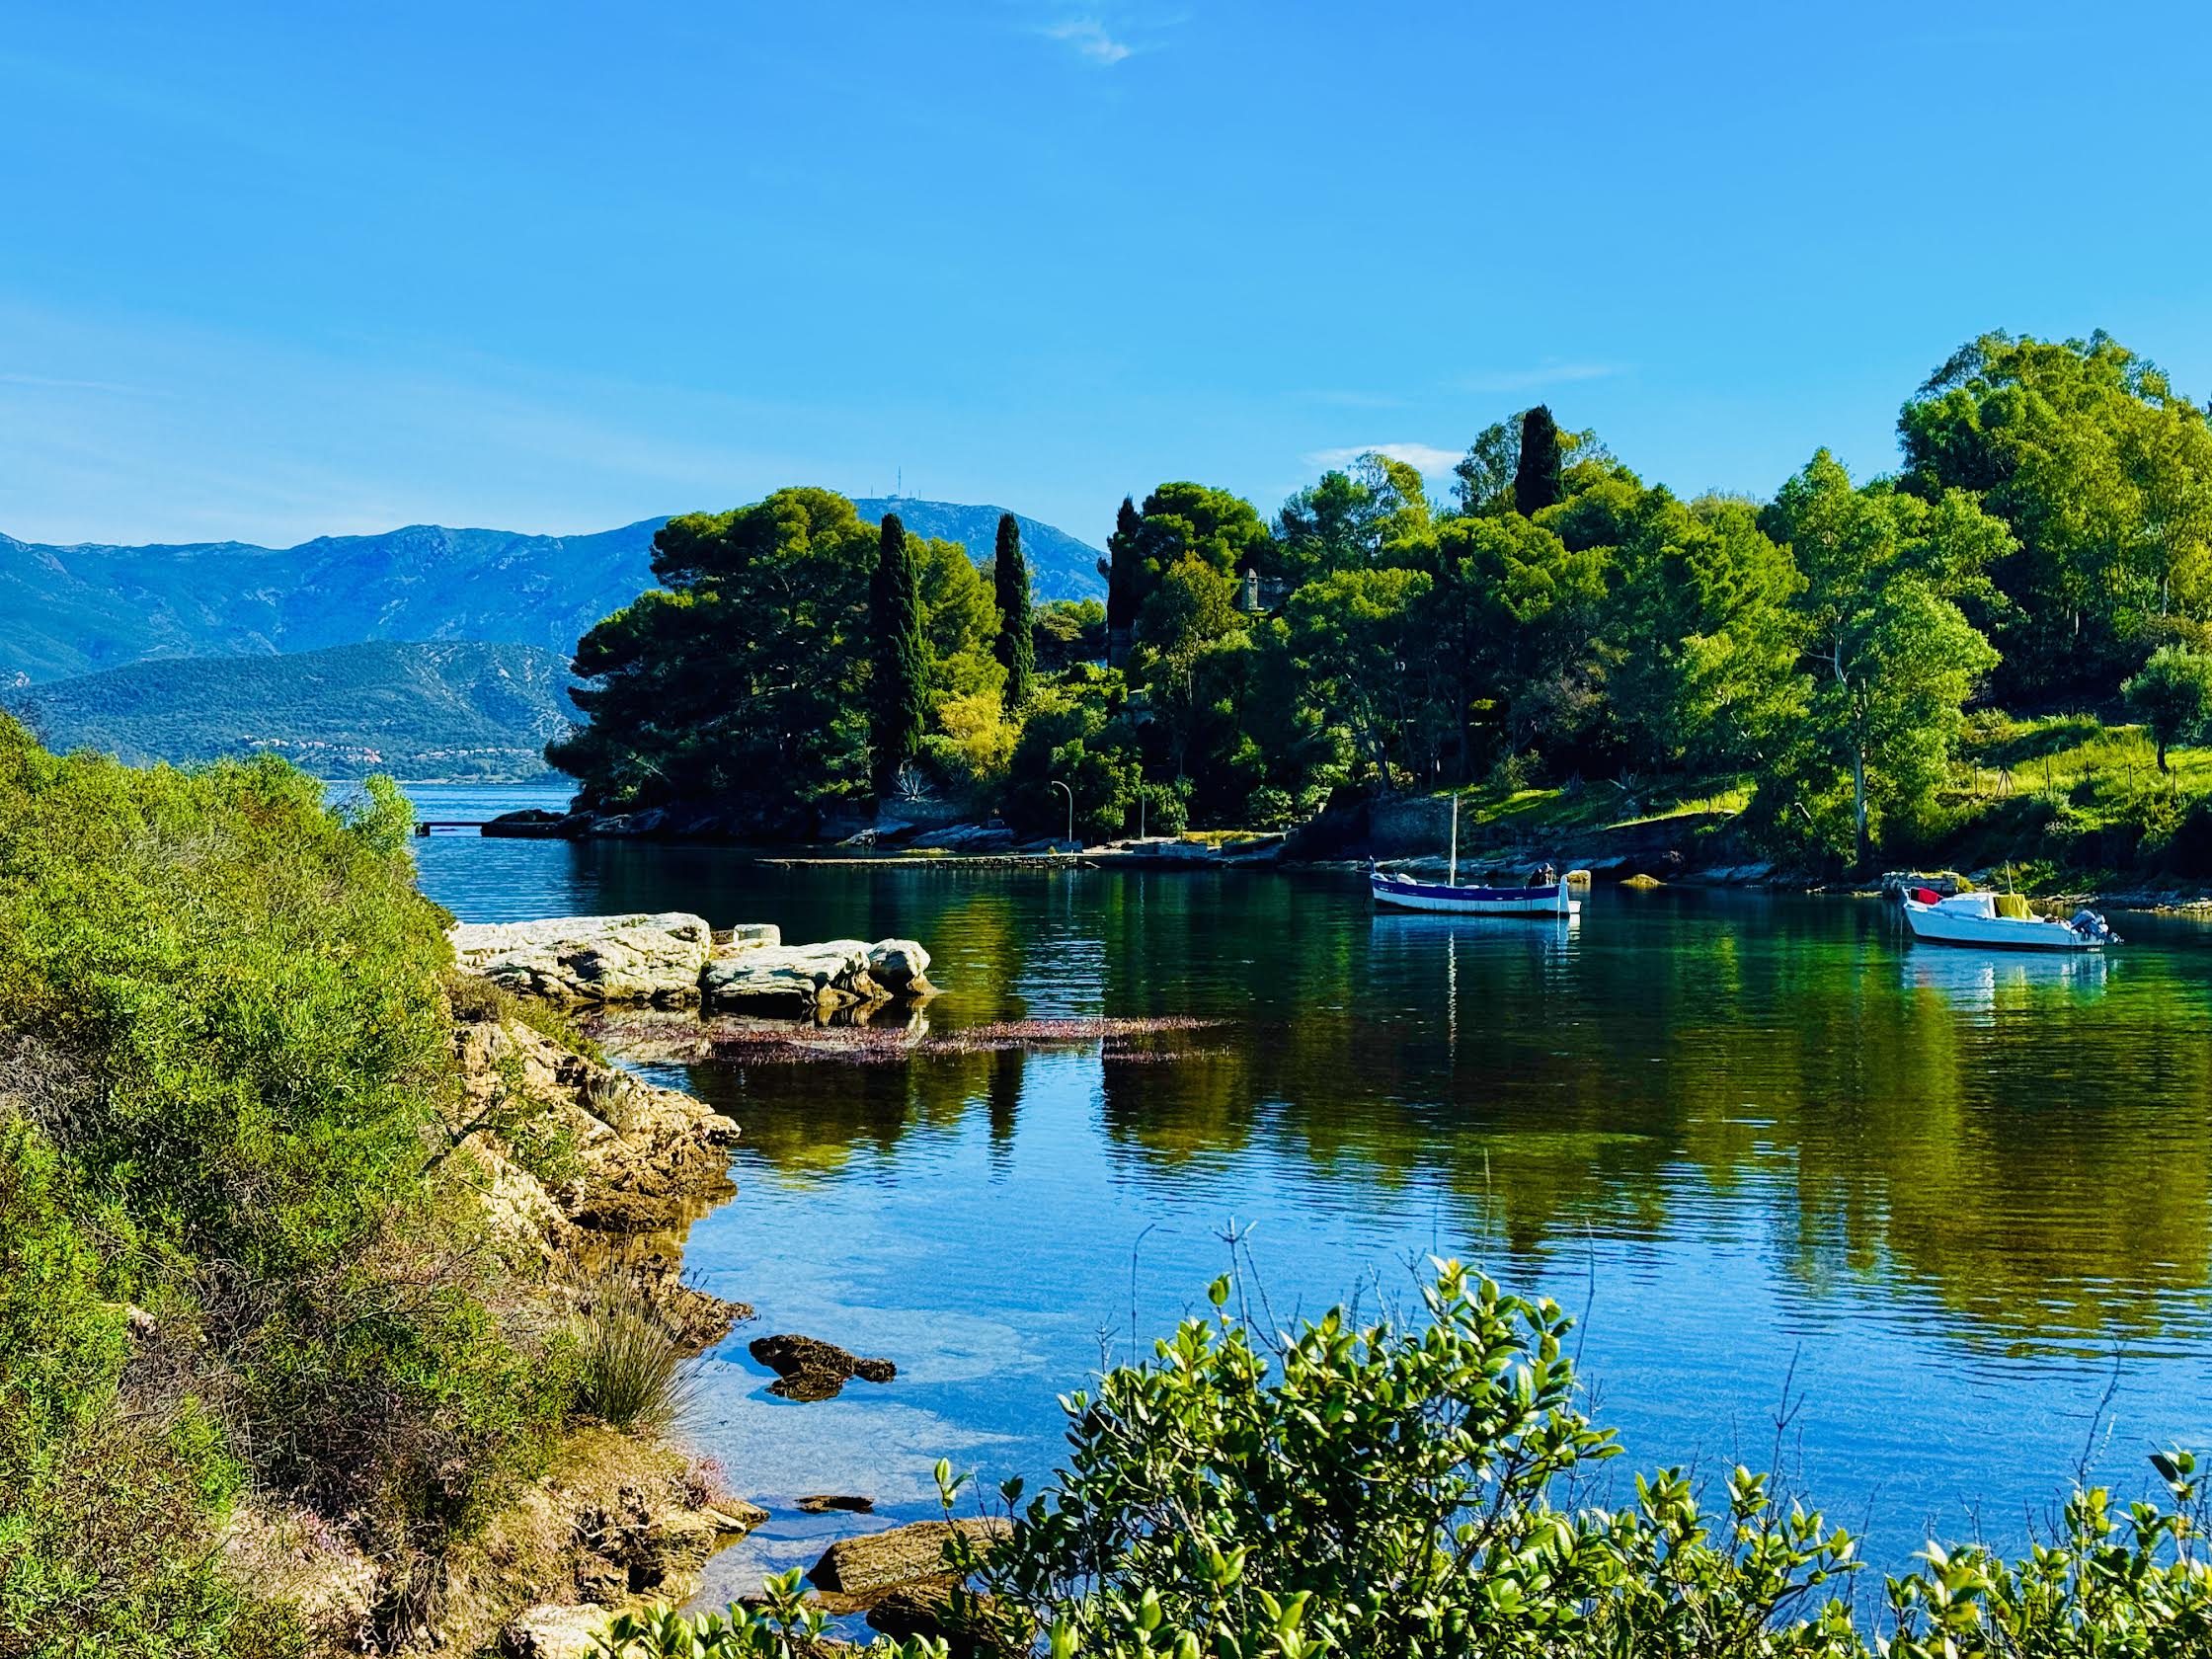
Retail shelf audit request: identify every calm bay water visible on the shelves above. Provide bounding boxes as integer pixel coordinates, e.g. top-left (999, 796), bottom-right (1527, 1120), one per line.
top-left (407, 797), bottom-right (2212, 1595)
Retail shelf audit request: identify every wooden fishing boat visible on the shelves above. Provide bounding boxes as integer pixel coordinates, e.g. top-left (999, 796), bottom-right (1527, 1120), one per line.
top-left (1370, 793), bottom-right (1580, 916)
top-left (1900, 887), bottom-right (2118, 952)
top-left (1371, 870), bottom-right (1580, 915)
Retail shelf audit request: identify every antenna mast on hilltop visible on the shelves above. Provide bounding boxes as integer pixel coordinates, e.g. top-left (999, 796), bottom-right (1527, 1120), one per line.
top-left (896, 465), bottom-right (904, 498)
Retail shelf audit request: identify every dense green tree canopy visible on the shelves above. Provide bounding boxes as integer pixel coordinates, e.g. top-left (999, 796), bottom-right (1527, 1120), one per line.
top-left (1900, 331), bottom-right (2212, 697)
top-left (1032, 597), bottom-right (1105, 675)
top-left (548, 327), bottom-right (2212, 869)
top-left (1604, 490), bottom-right (1806, 771)
top-left (1118, 482), bottom-right (1278, 617)
top-left (2124, 645), bottom-right (2212, 771)
top-left (1762, 451), bottom-right (2010, 862)
top-left (1275, 452), bottom-right (1432, 582)
top-left (1286, 567), bottom-right (1435, 781)
top-left (554, 487), bottom-right (876, 819)
top-left (552, 488), bottom-right (996, 826)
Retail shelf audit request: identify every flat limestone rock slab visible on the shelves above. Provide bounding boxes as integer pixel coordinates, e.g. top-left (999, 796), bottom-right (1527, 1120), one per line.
top-left (449, 912), bottom-right (713, 1007)
top-left (702, 941), bottom-right (876, 1009)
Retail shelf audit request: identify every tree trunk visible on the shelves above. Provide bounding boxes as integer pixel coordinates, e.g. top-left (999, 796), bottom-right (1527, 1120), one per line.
top-left (1852, 746), bottom-right (1869, 871)
top-left (2159, 737), bottom-right (2172, 773)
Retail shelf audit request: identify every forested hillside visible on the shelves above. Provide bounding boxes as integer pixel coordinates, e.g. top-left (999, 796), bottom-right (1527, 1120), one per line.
top-left (2, 641), bottom-right (578, 780)
top-left (557, 332), bottom-right (2212, 878)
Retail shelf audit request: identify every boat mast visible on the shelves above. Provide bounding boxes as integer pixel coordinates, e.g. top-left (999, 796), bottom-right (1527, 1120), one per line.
top-left (1449, 792), bottom-right (1459, 889)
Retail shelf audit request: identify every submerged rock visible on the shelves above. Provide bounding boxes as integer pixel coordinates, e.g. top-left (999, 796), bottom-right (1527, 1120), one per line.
top-left (749, 1333), bottom-right (898, 1401)
top-left (797, 1493), bottom-right (877, 1514)
top-left (865, 1580), bottom-right (1016, 1656)
top-left (809, 1518), bottom-right (1010, 1599)
top-left (449, 912), bottom-right (715, 1007)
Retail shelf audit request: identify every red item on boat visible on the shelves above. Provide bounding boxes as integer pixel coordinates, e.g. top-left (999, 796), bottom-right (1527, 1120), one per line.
top-left (1912, 887), bottom-right (1941, 905)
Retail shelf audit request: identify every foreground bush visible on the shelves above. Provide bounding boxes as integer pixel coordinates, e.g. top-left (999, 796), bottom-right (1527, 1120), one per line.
top-left (622, 1263), bottom-right (2212, 1658)
top-left (0, 723), bottom-right (571, 1652)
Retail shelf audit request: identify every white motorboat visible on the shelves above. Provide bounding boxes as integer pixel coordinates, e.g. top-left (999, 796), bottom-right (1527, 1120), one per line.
top-left (1899, 887), bottom-right (2119, 952)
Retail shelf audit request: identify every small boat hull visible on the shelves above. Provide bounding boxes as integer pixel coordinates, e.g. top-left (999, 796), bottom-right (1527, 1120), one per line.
top-left (1902, 896), bottom-right (2101, 952)
top-left (1372, 873), bottom-right (1580, 916)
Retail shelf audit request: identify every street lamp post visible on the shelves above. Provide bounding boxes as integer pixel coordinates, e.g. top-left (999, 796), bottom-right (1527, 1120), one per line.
top-left (1049, 779), bottom-right (1073, 849)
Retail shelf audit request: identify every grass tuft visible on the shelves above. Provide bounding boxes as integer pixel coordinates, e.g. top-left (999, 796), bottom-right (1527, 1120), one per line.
top-left (571, 1280), bottom-right (694, 1435)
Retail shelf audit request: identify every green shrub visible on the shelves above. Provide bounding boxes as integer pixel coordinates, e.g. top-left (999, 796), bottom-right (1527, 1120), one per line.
top-left (0, 1114), bottom-right (125, 1441)
top-left (0, 720), bottom-right (575, 1645)
top-left (955, 1264), bottom-right (2211, 1658)
top-left (594, 1572), bottom-right (946, 1657)
top-left (595, 1265), bottom-right (2212, 1656)
top-left (446, 969), bottom-right (607, 1065)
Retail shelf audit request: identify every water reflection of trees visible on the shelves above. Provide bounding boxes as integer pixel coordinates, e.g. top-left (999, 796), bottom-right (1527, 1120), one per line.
top-left (680, 1044), bottom-right (1004, 1176)
top-left (676, 875), bottom-right (2212, 1349)
top-left (1088, 885), bottom-right (2212, 1350)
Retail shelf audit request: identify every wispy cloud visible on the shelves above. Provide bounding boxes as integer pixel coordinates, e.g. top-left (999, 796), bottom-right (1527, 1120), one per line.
top-left (1041, 16), bottom-right (1133, 64)
top-left (0, 370), bottom-right (160, 396)
top-left (1304, 442), bottom-right (1463, 477)
top-left (1454, 361), bottom-right (1626, 394)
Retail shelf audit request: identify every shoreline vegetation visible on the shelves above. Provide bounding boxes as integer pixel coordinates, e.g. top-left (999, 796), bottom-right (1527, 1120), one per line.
top-left (0, 725), bottom-right (759, 1656)
top-left (5, 721), bottom-right (2212, 1654)
top-left (542, 331), bottom-right (2212, 900)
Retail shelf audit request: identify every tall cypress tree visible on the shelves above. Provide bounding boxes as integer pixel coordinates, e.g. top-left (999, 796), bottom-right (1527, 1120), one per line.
top-left (992, 512), bottom-right (1036, 713)
top-left (1513, 405), bottom-right (1563, 515)
top-left (870, 513), bottom-right (925, 800)
top-left (1104, 495), bottom-right (1144, 668)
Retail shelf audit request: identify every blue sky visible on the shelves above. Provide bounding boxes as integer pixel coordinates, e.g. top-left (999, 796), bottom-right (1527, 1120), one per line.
top-left (3, 1), bottom-right (2207, 550)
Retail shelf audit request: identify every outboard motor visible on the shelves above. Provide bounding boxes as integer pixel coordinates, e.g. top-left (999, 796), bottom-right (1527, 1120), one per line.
top-left (2069, 908), bottom-right (2121, 944)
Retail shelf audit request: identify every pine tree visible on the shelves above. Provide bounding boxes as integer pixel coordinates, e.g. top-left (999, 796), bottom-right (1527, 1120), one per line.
top-left (1513, 405), bottom-right (1563, 515)
top-left (1104, 495), bottom-right (1144, 668)
top-left (870, 513), bottom-right (925, 800)
top-left (992, 513), bottom-right (1036, 712)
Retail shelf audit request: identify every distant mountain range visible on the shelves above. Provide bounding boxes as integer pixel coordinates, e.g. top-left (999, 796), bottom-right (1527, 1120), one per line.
top-left (0, 498), bottom-right (1104, 685)
top-left (846, 498), bottom-right (1104, 604)
top-left (1, 641), bottom-right (579, 781)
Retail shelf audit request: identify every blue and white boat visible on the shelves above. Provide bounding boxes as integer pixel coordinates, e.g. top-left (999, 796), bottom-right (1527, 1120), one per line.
top-left (1369, 793), bottom-right (1580, 916)
top-left (1370, 868), bottom-right (1580, 915)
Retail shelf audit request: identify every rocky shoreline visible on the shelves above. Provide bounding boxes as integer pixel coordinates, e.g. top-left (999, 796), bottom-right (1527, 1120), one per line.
top-left (449, 912), bottom-right (937, 1014)
top-left (239, 996), bottom-right (761, 1656)
top-left (394, 914), bottom-right (981, 1657)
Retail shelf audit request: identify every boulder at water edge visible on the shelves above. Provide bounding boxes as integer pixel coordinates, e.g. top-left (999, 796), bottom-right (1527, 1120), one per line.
top-left (701, 940), bottom-right (878, 1010)
top-left (809, 1518), bottom-right (1011, 1599)
top-left (865, 938), bottom-right (932, 993)
top-left (447, 912), bottom-right (714, 1007)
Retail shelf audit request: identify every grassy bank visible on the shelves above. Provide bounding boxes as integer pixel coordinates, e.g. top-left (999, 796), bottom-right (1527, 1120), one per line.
top-left (1922, 711), bottom-right (2212, 891)
top-left (1397, 713), bottom-right (2212, 895)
